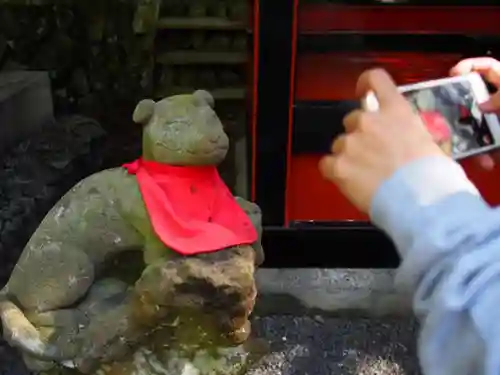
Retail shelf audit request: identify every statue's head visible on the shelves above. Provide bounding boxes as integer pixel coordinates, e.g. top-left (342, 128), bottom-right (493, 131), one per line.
top-left (133, 90), bottom-right (229, 166)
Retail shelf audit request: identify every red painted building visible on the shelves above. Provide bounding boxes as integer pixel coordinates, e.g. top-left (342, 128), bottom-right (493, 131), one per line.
top-left (250, 0), bottom-right (500, 267)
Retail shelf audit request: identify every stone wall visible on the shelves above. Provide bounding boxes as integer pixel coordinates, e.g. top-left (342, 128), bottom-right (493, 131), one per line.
top-left (0, 115), bottom-right (106, 285)
top-left (0, 1), bottom-right (152, 117)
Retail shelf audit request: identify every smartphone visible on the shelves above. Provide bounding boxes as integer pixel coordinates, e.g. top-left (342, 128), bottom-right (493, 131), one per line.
top-left (363, 73), bottom-right (500, 160)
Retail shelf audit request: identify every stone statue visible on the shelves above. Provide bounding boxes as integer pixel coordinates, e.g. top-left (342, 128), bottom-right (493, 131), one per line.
top-left (0, 90), bottom-right (265, 375)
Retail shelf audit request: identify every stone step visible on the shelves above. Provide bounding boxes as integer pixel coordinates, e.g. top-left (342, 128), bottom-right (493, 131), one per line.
top-left (255, 268), bottom-right (410, 316)
top-left (157, 51), bottom-right (247, 65)
top-left (157, 17), bottom-right (247, 30)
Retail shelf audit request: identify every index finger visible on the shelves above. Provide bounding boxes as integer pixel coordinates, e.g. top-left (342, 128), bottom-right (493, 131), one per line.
top-left (450, 57), bottom-right (500, 86)
top-left (355, 68), bottom-right (407, 108)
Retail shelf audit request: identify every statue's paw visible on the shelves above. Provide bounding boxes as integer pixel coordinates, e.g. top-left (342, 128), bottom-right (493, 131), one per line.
top-left (74, 333), bottom-right (131, 374)
top-left (224, 319), bottom-right (252, 345)
top-left (234, 196), bottom-right (261, 216)
top-left (74, 307), bottom-right (141, 373)
top-left (75, 331), bottom-right (129, 373)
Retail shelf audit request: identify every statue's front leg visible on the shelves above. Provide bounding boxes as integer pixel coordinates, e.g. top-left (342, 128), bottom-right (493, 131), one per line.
top-left (74, 240), bottom-right (261, 373)
top-left (235, 196), bottom-right (264, 266)
top-left (134, 247), bottom-right (258, 345)
top-left (73, 299), bottom-right (140, 373)
top-left (72, 267), bottom-right (179, 374)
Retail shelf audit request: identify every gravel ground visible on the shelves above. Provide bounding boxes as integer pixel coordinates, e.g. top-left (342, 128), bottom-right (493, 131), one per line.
top-left (248, 316), bottom-right (421, 375)
top-left (0, 316), bottom-right (420, 375)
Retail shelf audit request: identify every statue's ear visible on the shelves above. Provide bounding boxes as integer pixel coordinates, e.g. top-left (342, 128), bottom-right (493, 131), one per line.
top-left (133, 99), bottom-right (156, 125)
top-left (193, 90), bottom-right (214, 108)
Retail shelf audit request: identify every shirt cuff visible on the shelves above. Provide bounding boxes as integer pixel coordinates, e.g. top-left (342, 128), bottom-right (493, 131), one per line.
top-left (369, 156), bottom-right (485, 256)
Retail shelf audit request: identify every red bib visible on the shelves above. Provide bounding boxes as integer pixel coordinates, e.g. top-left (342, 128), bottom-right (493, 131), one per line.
top-left (419, 111), bottom-right (451, 142)
top-left (123, 158), bottom-right (257, 255)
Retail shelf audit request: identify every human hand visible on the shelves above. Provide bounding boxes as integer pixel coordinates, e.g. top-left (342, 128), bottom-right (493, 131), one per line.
top-left (450, 57), bottom-right (500, 170)
top-left (319, 69), bottom-right (446, 213)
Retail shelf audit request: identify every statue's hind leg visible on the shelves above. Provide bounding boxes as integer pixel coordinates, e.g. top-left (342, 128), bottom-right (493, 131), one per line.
top-left (19, 309), bottom-right (86, 373)
top-left (5, 242), bottom-right (95, 312)
top-left (19, 279), bottom-right (131, 372)
top-left (0, 242), bottom-right (95, 364)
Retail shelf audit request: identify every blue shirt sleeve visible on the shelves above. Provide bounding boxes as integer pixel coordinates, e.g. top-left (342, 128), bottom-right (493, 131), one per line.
top-left (370, 156), bottom-right (500, 375)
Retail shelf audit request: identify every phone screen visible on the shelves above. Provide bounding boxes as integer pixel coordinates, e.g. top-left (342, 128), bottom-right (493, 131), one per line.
top-left (402, 81), bottom-right (494, 158)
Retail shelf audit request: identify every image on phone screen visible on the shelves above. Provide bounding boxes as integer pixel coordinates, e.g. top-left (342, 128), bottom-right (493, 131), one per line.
top-left (402, 81), bottom-right (493, 157)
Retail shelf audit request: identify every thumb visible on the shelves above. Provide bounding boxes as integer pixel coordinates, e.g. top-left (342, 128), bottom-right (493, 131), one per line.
top-left (479, 91), bottom-right (500, 113)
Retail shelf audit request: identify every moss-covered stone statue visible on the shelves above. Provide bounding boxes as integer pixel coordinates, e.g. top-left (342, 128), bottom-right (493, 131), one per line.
top-left (0, 90), bottom-right (265, 375)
